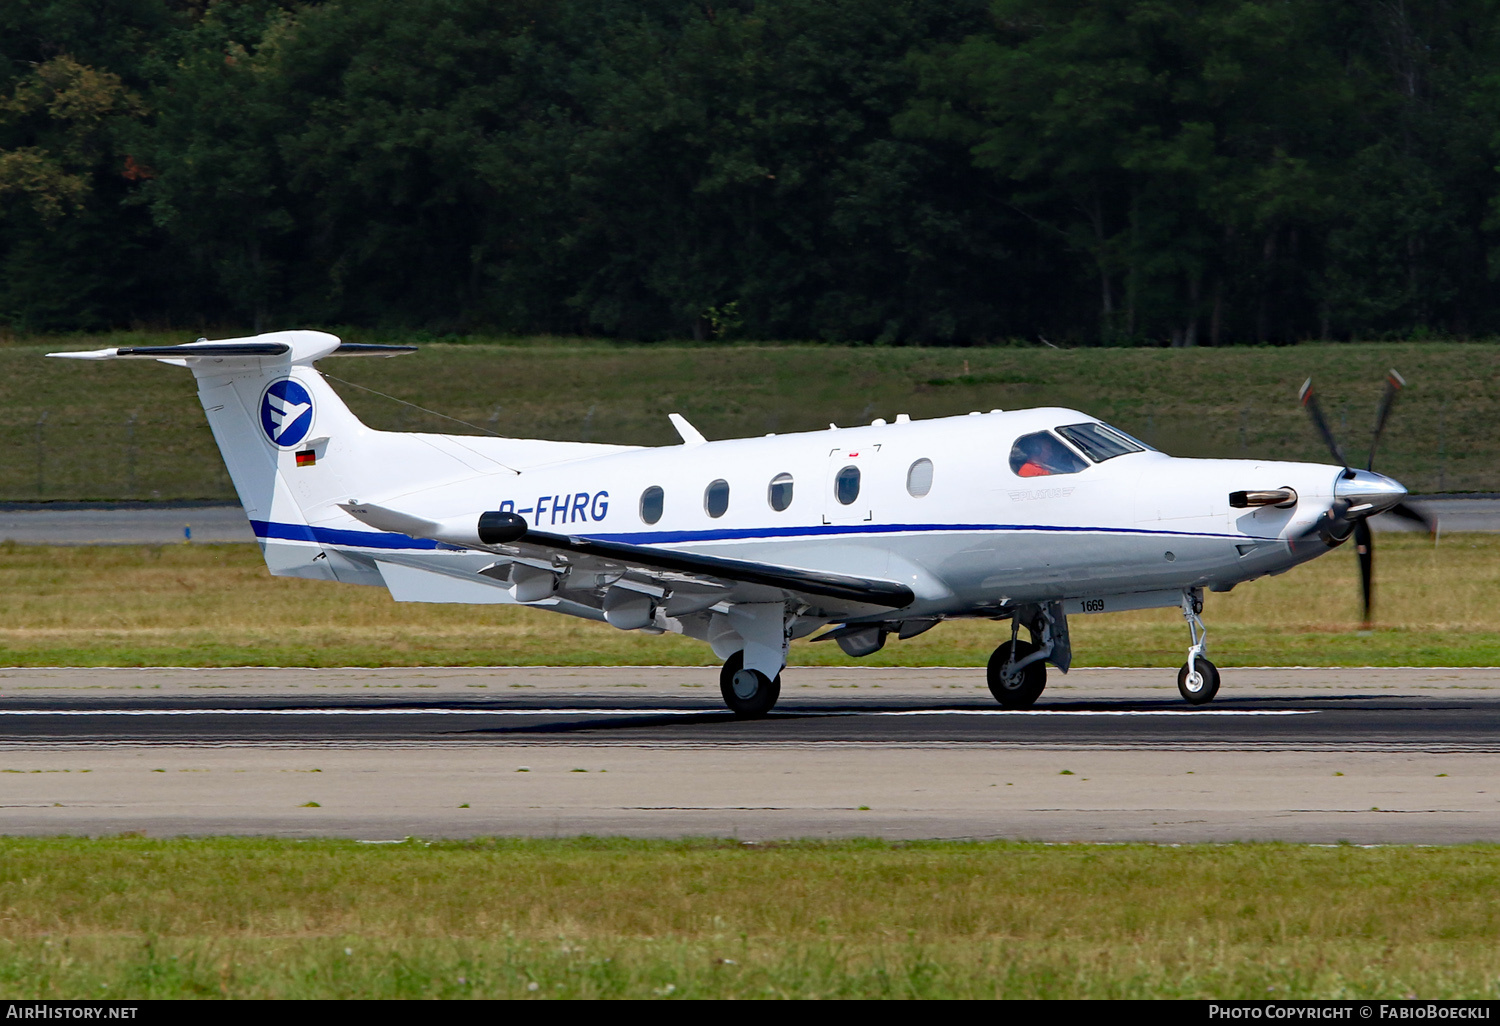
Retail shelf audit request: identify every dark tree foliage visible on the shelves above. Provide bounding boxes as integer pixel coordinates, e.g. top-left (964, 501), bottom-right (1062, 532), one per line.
top-left (2, 0), bottom-right (1498, 342)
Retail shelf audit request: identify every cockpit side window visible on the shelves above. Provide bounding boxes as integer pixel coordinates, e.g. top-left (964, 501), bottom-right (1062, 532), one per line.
top-left (1055, 422), bottom-right (1146, 463)
top-left (1009, 431), bottom-right (1089, 478)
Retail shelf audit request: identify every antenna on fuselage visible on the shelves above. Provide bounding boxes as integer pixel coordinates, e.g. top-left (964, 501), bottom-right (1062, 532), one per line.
top-left (668, 413), bottom-right (706, 446)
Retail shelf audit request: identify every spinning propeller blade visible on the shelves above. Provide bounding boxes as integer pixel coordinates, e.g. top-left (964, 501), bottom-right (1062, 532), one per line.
top-left (1385, 500), bottom-right (1438, 539)
top-left (1368, 369), bottom-right (1405, 471)
top-left (1354, 518), bottom-right (1374, 628)
top-left (1299, 378), bottom-right (1351, 474)
top-left (1299, 371), bottom-right (1435, 629)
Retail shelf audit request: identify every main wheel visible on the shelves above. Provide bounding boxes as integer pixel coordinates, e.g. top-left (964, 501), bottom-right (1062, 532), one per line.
top-left (719, 651), bottom-right (782, 717)
top-left (1177, 656), bottom-right (1220, 705)
top-left (987, 640), bottom-right (1047, 709)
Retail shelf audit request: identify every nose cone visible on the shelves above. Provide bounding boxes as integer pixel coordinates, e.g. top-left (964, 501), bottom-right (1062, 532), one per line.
top-left (1333, 469), bottom-right (1408, 516)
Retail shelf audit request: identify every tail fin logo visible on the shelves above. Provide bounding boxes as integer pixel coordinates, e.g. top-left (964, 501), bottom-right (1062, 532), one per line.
top-left (260, 379), bottom-right (314, 448)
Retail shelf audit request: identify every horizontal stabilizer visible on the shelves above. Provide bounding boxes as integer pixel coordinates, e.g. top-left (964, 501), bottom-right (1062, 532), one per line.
top-left (47, 336), bottom-right (414, 363)
top-left (48, 341), bottom-right (290, 360)
top-left (327, 343), bottom-right (417, 357)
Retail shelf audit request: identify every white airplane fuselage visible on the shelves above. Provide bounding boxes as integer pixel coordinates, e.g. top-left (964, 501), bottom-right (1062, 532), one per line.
top-left (320, 407), bottom-right (1379, 618)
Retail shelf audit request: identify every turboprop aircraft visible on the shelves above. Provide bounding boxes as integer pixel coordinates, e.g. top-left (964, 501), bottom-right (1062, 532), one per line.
top-left (49, 331), bottom-right (1432, 714)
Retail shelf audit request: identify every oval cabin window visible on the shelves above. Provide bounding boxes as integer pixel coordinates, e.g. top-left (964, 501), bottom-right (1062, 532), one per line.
top-left (906, 458), bottom-right (933, 497)
top-left (639, 485), bottom-right (664, 525)
top-left (768, 472), bottom-right (794, 511)
top-left (704, 479), bottom-right (730, 518)
top-left (834, 465), bottom-right (861, 505)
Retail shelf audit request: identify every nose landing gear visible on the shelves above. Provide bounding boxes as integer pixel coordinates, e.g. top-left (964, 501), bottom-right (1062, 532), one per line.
top-left (1177, 588), bottom-right (1220, 705)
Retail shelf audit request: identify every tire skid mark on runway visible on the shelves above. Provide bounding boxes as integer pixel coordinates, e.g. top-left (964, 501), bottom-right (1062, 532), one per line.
top-left (0, 707), bottom-right (1316, 717)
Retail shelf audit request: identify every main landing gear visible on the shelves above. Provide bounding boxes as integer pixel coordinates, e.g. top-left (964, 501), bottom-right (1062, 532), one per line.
top-left (986, 603), bottom-right (1065, 709)
top-left (1177, 588), bottom-right (1220, 705)
top-left (719, 650), bottom-right (781, 717)
top-left (988, 639), bottom-right (1047, 708)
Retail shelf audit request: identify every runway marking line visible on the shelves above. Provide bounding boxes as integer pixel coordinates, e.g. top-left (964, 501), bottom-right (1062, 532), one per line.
top-left (0, 708), bottom-right (1316, 717)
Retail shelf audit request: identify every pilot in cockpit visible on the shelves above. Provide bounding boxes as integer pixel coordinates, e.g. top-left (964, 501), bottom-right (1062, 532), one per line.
top-left (1009, 430), bottom-right (1089, 478)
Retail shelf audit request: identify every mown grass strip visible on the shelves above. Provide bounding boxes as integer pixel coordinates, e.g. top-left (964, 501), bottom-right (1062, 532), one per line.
top-left (0, 837), bottom-right (1497, 999)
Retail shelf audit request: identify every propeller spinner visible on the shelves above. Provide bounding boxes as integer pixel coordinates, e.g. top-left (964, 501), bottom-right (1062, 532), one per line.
top-left (1298, 371), bottom-right (1436, 628)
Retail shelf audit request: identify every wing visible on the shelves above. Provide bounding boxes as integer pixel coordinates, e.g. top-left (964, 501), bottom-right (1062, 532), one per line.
top-left (341, 501), bottom-right (913, 619)
top-left (519, 528), bottom-right (914, 616)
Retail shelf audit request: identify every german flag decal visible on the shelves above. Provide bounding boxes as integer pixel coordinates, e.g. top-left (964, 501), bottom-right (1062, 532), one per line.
top-left (295, 450), bottom-right (316, 467)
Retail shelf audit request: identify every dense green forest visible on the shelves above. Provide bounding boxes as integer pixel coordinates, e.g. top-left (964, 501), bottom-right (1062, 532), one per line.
top-left (3, 0), bottom-right (1499, 343)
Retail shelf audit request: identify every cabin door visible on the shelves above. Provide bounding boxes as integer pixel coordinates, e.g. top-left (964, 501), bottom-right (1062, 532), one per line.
top-left (822, 443), bottom-right (880, 525)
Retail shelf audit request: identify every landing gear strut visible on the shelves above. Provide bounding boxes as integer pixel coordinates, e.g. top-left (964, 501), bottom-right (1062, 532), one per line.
top-left (986, 607), bottom-right (1057, 709)
top-left (1177, 588), bottom-right (1220, 705)
top-left (719, 650), bottom-right (781, 717)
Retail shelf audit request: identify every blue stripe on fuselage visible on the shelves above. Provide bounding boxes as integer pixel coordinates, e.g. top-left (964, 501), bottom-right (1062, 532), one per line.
top-left (250, 519), bottom-right (1249, 551)
top-left (251, 519), bottom-right (441, 549)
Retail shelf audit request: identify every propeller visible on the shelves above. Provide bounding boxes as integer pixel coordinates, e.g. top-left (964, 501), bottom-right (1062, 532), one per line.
top-left (1298, 370), bottom-right (1436, 628)
top-left (1298, 378), bottom-right (1352, 477)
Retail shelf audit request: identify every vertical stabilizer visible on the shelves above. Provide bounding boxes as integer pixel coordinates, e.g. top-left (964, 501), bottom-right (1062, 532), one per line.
top-left (49, 330), bottom-right (399, 584)
top-left (190, 332), bottom-right (379, 582)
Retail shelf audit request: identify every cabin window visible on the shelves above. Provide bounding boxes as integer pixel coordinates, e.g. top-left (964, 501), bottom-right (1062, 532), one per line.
top-left (835, 465), bottom-right (861, 505)
top-left (1054, 422), bottom-right (1145, 463)
top-left (639, 485), bottom-right (664, 524)
top-left (704, 479), bottom-right (730, 518)
top-left (906, 458), bottom-right (933, 497)
top-left (1009, 431), bottom-right (1088, 478)
top-left (768, 472), bottom-right (794, 511)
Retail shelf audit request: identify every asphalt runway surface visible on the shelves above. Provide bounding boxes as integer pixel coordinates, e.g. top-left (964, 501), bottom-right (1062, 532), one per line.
top-left (0, 496), bottom-right (1496, 544)
top-left (1, 666), bottom-right (1497, 843)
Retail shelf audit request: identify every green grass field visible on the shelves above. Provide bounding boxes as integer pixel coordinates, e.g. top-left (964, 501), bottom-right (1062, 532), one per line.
top-left (1, 336), bottom-right (1496, 500)
top-left (1, 837), bottom-right (1498, 999)
top-left (0, 533), bottom-right (1495, 667)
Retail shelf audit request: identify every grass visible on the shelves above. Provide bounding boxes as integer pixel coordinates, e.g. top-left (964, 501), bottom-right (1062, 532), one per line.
top-left (0, 533), bottom-right (1495, 667)
top-left (1, 336), bottom-right (1497, 500)
top-left (1, 837), bottom-right (1498, 999)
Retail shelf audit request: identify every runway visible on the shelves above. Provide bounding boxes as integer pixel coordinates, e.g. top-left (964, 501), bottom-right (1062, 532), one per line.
top-left (0, 666), bottom-right (1497, 843)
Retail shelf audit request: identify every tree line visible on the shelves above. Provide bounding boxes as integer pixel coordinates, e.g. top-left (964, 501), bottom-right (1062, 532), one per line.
top-left (3, 0), bottom-right (1499, 344)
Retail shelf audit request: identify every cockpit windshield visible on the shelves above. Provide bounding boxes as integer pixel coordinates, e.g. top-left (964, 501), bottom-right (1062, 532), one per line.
top-left (1054, 421), bottom-right (1148, 462)
top-left (1009, 431), bottom-right (1089, 477)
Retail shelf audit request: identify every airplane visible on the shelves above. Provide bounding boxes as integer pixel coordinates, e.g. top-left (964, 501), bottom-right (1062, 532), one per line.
top-left (49, 330), bottom-right (1432, 715)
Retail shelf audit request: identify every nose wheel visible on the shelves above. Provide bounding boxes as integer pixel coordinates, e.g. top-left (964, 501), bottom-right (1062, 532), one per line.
top-left (719, 651), bottom-right (781, 717)
top-left (1178, 588), bottom-right (1219, 705)
top-left (1177, 656), bottom-right (1220, 705)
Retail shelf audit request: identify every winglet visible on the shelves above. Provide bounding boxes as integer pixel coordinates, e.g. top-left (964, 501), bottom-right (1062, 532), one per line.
top-left (668, 413), bottom-right (706, 446)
